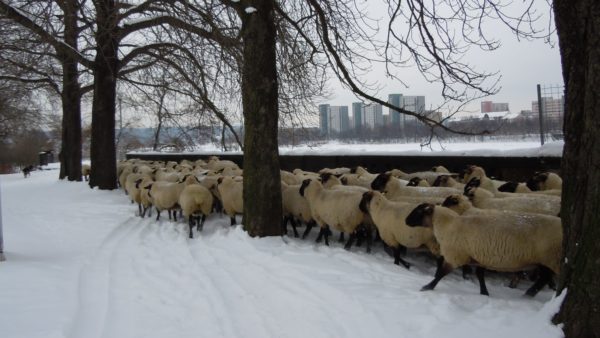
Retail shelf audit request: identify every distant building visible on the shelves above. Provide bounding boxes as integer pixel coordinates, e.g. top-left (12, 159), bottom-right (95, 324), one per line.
top-left (330, 106), bottom-right (350, 133)
top-left (318, 104), bottom-right (330, 135)
top-left (481, 101), bottom-right (509, 113)
top-left (352, 102), bottom-right (364, 130)
top-left (363, 103), bottom-right (383, 129)
top-left (532, 96), bottom-right (564, 120)
top-left (388, 94), bottom-right (403, 125)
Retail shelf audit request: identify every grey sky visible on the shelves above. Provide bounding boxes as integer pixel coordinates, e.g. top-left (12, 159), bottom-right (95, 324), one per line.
top-left (321, 1), bottom-right (563, 115)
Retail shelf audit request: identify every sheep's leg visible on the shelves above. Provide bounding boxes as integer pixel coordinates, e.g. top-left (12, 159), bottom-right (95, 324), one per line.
top-left (373, 229), bottom-right (382, 242)
top-left (173, 210), bottom-right (178, 222)
top-left (302, 221), bottom-right (315, 239)
top-left (155, 208), bottom-right (161, 221)
top-left (338, 232), bottom-right (345, 243)
top-left (188, 217), bottom-right (195, 239)
top-left (198, 215), bottom-right (206, 231)
top-left (365, 227), bottom-right (373, 253)
top-left (421, 256), bottom-right (453, 291)
top-left (281, 216), bottom-right (289, 235)
top-left (344, 233), bottom-right (356, 251)
top-left (289, 218), bottom-right (299, 238)
top-left (462, 266), bottom-right (473, 280)
top-left (315, 228), bottom-right (324, 243)
top-left (137, 203), bottom-right (142, 217)
top-left (525, 266), bottom-right (553, 297)
top-left (475, 267), bottom-right (489, 296)
top-left (323, 226), bottom-right (331, 246)
top-left (230, 216), bottom-right (236, 226)
top-left (168, 210), bottom-right (172, 220)
top-left (394, 246), bottom-right (411, 269)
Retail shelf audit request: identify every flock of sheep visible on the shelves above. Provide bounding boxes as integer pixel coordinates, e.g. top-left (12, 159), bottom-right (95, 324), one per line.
top-left (113, 156), bottom-right (563, 298)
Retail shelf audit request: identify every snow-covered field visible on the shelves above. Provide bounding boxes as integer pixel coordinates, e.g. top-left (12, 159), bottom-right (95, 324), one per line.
top-left (0, 166), bottom-right (564, 338)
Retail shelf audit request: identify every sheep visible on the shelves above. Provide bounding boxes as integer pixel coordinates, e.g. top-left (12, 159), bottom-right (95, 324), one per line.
top-left (207, 157), bottom-right (240, 171)
top-left (352, 166), bottom-right (379, 181)
top-left (359, 191), bottom-right (440, 269)
top-left (125, 173), bottom-right (151, 213)
top-left (22, 165), bottom-right (34, 178)
top-left (462, 165), bottom-right (506, 192)
top-left (404, 203), bottom-right (562, 297)
top-left (432, 175), bottom-right (465, 190)
top-left (464, 185), bottom-right (561, 216)
top-left (217, 176), bottom-right (243, 225)
top-left (281, 181), bottom-right (315, 238)
top-left (339, 173), bottom-right (374, 189)
top-left (281, 170), bottom-right (301, 185)
top-left (386, 168), bottom-right (407, 178)
top-left (139, 177), bottom-right (155, 218)
top-left (320, 173), bottom-right (368, 192)
top-left (178, 184), bottom-right (214, 238)
top-left (119, 166), bottom-right (134, 192)
top-left (407, 177), bottom-right (430, 187)
top-left (147, 175), bottom-right (200, 221)
top-left (497, 181), bottom-right (534, 194)
top-left (465, 177), bottom-right (561, 200)
top-left (399, 171), bottom-right (447, 186)
top-left (82, 164), bottom-right (91, 181)
top-left (221, 166), bottom-right (243, 177)
top-left (155, 169), bottom-right (180, 182)
top-left (527, 172), bottom-right (563, 191)
top-left (431, 165), bottom-right (451, 174)
top-left (299, 179), bottom-right (372, 251)
top-left (319, 167), bottom-right (351, 176)
top-left (371, 173), bottom-right (461, 200)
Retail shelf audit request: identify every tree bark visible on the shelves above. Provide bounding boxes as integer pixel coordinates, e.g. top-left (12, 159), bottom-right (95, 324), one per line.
top-left (59, 0), bottom-right (82, 182)
top-left (240, 0), bottom-right (282, 237)
top-left (89, 0), bottom-right (118, 189)
top-left (553, 0), bottom-right (600, 336)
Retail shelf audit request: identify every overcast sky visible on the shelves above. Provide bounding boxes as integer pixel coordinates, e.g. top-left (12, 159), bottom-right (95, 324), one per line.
top-left (320, 1), bottom-right (563, 115)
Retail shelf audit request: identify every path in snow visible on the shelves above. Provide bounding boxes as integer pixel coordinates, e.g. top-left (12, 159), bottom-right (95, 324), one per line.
top-left (0, 169), bottom-right (564, 338)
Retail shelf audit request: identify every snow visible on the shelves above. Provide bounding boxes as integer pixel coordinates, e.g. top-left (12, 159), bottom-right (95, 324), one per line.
top-left (0, 167), bottom-right (564, 338)
top-left (131, 140), bottom-right (563, 157)
top-left (245, 7), bottom-right (257, 13)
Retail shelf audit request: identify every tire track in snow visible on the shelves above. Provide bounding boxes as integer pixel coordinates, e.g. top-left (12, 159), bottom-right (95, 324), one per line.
top-left (67, 217), bottom-right (140, 338)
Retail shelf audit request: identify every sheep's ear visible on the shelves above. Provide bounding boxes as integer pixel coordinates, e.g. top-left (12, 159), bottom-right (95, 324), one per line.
top-left (350, 166), bottom-right (358, 174)
top-left (431, 166), bottom-right (438, 172)
top-left (464, 187), bottom-right (476, 199)
top-left (144, 184), bottom-right (153, 190)
top-left (359, 191), bottom-right (374, 214)
top-left (340, 176), bottom-right (348, 185)
top-left (498, 181), bottom-right (518, 193)
top-left (432, 175), bottom-right (443, 187)
top-left (405, 203), bottom-right (434, 227)
top-left (299, 179), bottom-right (311, 197)
top-left (217, 177), bottom-right (224, 185)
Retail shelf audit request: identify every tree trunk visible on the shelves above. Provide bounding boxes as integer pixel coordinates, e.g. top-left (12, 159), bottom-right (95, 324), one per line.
top-left (552, 0), bottom-right (600, 336)
top-left (58, 0), bottom-right (82, 182)
top-left (89, 0), bottom-right (118, 189)
top-left (240, 0), bottom-right (282, 237)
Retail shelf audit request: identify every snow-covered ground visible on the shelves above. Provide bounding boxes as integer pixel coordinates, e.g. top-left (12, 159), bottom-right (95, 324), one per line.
top-left (0, 167), bottom-right (564, 338)
top-left (134, 140), bottom-right (564, 157)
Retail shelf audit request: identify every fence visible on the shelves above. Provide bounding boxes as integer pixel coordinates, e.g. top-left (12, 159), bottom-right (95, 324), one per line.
top-left (536, 84), bottom-right (565, 145)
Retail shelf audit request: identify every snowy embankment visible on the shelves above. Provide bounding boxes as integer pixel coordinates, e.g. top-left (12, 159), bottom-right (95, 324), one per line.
top-left (134, 140), bottom-right (563, 158)
top-left (0, 168), bottom-right (564, 338)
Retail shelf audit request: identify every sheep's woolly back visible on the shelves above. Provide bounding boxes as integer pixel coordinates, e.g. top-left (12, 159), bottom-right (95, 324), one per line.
top-left (382, 176), bottom-right (461, 200)
top-left (150, 176), bottom-right (198, 212)
top-left (302, 180), bottom-right (366, 233)
top-left (386, 168), bottom-right (407, 178)
top-left (281, 170), bottom-right (300, 185)
top-left (468, 187), bottom-right (561, 216)
top-left (431, 165), bottom-right (450, 174)
top-left (340, 173), bottom-right (375, 189)
top-left (430, 206), bottom-right (562, 274)
top-left (281, 183), bottom-right (312, 223)
top-left (217, 176), bottom-right (243, 217)
top-left (543, 173), bottom-right (563, 191)
top-left (179, 185), bottom-right (214, 218)
top-left (367, 192), bottom-right (439, 254)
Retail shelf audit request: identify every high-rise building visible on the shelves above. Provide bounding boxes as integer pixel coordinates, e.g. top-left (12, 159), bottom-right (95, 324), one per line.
top-left (363, 103), bottom-right (383, 129)
top-left (481, 101), bottom-right (509, 113)
top-left (330, 106), bottom-right (350, 133)
top-left (318, 104), bottom-right (330, 135)
top-left (388, 94), bottom-right (403, 125)
top-left (402, 96), bottom-right (426, 115)
top-left (352, 102), bottom-right (364, 130)
top-left (532, 97), bottom-right (564, 120)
